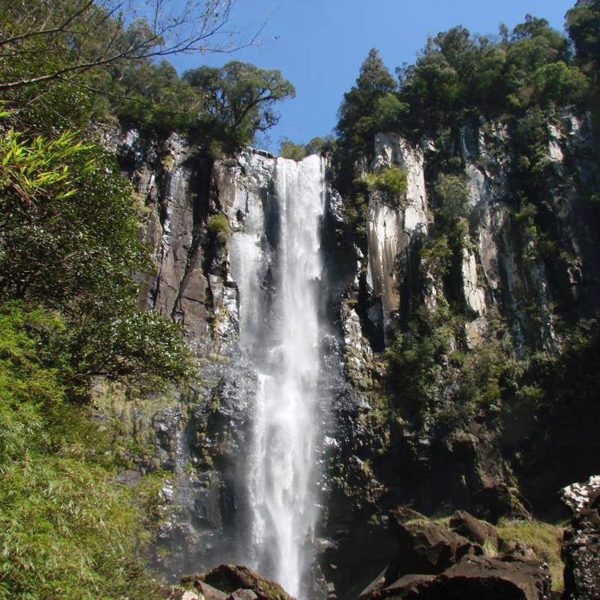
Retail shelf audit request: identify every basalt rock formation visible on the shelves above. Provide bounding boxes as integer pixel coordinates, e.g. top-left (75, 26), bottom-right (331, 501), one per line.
top-left (100, 107), bottom-right (600, 599)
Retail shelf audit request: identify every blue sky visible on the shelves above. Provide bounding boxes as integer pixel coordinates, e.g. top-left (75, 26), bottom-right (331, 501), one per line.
top-left (171, 0), bottom-right (576, 152)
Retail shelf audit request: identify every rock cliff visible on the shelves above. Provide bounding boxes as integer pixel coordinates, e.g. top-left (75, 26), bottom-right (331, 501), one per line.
top-left (101, 108), bottom-right (600, 597)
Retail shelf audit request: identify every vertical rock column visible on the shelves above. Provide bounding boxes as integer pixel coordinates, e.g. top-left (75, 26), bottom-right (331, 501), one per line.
top-left (561, 475), bottom-right (600, 600)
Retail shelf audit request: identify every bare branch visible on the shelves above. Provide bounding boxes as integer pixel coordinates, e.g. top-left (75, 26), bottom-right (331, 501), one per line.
top-left (0, 0), bottom-right (260, 91)
top-left (0, 0), bottom-right (95, 47)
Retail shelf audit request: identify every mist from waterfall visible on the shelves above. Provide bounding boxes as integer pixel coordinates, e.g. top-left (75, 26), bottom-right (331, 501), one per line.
top-left (229, 153), bottom-right (326, 598)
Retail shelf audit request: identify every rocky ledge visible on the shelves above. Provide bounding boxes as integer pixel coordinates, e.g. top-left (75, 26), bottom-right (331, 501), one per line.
top-left (360, 508), bottom-right (552, 600)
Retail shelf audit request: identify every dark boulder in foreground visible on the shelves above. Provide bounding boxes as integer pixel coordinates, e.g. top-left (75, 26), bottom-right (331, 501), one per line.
top-left (384, 507), bottom-right (480, 582)
top-left (428, 556), bottom-right (550, 600)
top-left (561, 475), bottom-right (600, 600)
top-left (361, 508), bottom-right (552, 600)
top-left (364, 556), bottom-right (550, 600)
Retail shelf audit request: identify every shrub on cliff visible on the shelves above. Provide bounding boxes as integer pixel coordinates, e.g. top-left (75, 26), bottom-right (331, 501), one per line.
top-left (359, 165), bottom-right (408, 200)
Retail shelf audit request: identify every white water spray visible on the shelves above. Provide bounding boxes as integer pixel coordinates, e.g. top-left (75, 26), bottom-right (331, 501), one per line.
top-left (230, 153), bottom-right (326, 597)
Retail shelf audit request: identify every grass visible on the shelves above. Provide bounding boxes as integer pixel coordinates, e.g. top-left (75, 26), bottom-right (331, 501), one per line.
top-left (497, 518), bottom-right (565, 591)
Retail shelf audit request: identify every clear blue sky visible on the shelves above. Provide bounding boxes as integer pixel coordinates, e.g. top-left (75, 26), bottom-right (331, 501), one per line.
top-left (171, 0), bottom-right (576, 152)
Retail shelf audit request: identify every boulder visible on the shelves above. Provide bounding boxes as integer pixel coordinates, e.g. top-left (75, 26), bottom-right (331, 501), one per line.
top-left (191, 581), bottom-right (228, 600)
top-left (360, 508), bottom-right (552, 600)
top-left (448, 510), bottom-right (499, 548)
top-left (561, 475), bottom-right (600, 600)
top-left (428, 556), bottom-right (551, 600)
top-left (182, 565), bottom-right (292, 600)
top-left (378, 574), bottom-right (435, 598)
top-left (383, 510), bottom-right (480, 584)
top-left (229, 590), bottom-right (259, 600)
top-left (161, 586), bottom-right (202, 600)
top-left (374, 557), bottom-right (550, 600)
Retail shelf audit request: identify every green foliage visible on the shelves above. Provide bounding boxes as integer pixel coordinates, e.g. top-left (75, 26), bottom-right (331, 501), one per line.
top-left (496, 519), bottom-right (564, 590)
top-left (0, 1), bottom-right (293, 148)
top-left (341, 192), bottom-right (368, 242)
top-left (385, 301), bottom-right (522, 432)
top-left (66, 297), bottom-right (193, 394)
top-left (0, 115), bottom-right (193, 396)
top-left (419, 173), bottom-right (471, 283)
top-left (421, 234), bottom-right (453, 278)
top-left (359, 165), bottom-right (408, 199)
top-left (0, 303), bottom-right (162, 600)
top-left (397, 16), bottom-right (583, 133)
top-left (184, 61), bottom-right (295, 152)
top-left (0, 117), bottom-right (143, 304)
top-left (279, 136), bottom-right (336, 160)
top-left (113, 61), bottom-right (202, 135)
top-left (566, 0), bottom-right (600, 76)
top-left (434, 173), bottom-right (470, 223)
top-left (305, 135), bottom-right (336, 155)
top-left (337, 49), bottom-right (398, 161)
top-left (519, 319), bottom-right (600, 426)
top-left (279, 138), bottom-right (307, 161)
top-left (336, 50), bottom-right (405, 239)
top-left (385, 303), bottom-right (461, 427)
top-left (336, 13), bottom-right (591, 149)
top-left (0, 127), bottom-right (92, 202)
top-left (206, 213), bottom-right (231, 242)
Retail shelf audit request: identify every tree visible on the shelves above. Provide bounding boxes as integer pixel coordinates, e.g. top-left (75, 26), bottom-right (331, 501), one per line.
top-left (113, 59), bottom-right (203, 134)
top-left (566, 0), bottom-right (600, 75)
top-left (337, 48), bottom-right (400, 160)
top-left (0, 0), bottom-right (244, 91)
top-left (184, 61), bottom-right (295, 150)
top-left (279, 138), bottom-right (307, 161)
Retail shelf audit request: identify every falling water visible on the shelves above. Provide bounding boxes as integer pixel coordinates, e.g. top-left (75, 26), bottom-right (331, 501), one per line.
top-left (229, 153), bottom-right (326, 598)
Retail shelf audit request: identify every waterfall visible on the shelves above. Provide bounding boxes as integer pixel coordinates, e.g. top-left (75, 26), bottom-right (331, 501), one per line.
top-left (229, 153), bottom-right (326, 598)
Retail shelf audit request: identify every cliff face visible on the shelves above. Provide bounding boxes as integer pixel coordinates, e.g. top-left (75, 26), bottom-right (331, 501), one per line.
top-left (321, 113), bottom-right (600, 596)
top-left (103, 110), bottom-right (600, 594)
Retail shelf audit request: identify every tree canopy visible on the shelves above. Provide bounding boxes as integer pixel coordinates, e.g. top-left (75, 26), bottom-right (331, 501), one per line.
top-left (184, 61), bottom-right (295, 150)
top-left (337, 48), bottom-right (405, 162)
top-left (337, 10), bottom-right (595, 156)
top-left (566, 0), bottom-right (600, 78)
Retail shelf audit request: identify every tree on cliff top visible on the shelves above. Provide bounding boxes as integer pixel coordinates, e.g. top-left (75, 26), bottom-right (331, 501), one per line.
top-left (184, 61), bottom-right (295, 150)
top-left (337, 48), bottom-right (406, 162)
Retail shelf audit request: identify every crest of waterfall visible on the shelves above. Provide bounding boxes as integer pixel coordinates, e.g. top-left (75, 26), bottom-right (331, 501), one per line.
top-left (229, 153), bottom-right (327, 598)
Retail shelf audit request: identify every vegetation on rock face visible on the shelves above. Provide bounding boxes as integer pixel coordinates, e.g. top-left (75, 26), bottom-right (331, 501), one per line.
top-left (358, 165), bottom-right (408, 201)
top-left (331, 11), bottom-right (600, 574)
top-left (206, 213), bottom-right (232, 243)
